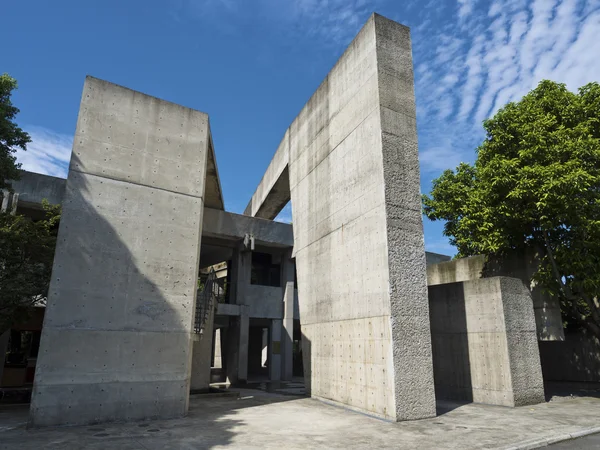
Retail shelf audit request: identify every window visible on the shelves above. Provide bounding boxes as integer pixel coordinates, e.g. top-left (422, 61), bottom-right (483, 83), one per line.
top-left (251, 252), bottom-right (281, 287)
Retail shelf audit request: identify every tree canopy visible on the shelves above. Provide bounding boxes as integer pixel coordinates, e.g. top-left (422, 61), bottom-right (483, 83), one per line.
top-left (423, 80), bottom-right (600, 338)
top-left (0, 73), bottom-right (30, 190)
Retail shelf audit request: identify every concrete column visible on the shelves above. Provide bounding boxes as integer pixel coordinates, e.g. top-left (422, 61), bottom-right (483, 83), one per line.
top-left (213, 328), bottom-right (222, 369)
top-left (238, 308), bottom-right (249, 382)
top-left (281, 251), bottom-right (295, 381)
top-left (270, 319), bottom-right (282, 382)
top-left (30, 76), bottom-right (210, 427)
top-left (10, 192), bottom-right (19, 215)
top-left (1, 190), bottom-right (9, 212)
top-left (190, 299), bottom-right (216, 393)
top-left (0, 331), bottom-right (9, 385)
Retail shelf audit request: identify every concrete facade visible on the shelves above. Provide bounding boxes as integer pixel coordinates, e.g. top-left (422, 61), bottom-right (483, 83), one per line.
top-left (245, 14), bottom-right (435, 421)
top-left (429, 277), bottom-right (545, 407)
top-left (427, 253), bottom-right (565, 341)
top-left (29, 77), bottom-right (210, 426)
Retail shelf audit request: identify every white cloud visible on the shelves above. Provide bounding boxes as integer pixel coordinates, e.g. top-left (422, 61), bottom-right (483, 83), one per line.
top-left (414, 0), bottom-right (599, 179)
top-left (15, 126), bottom-right (72, 178)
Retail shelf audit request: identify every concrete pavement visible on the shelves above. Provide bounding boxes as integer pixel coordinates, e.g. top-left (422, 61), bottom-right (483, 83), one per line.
top-left (1, 385), bottom-right (600, 449)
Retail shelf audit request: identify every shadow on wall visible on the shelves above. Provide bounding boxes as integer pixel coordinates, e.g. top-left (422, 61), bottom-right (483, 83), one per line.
top-left (27, 153), bottom-right (233, 446)
top-left (539, 330), bottom-right (600, 384)
top-left (428, 283), bottom-right (473, 414)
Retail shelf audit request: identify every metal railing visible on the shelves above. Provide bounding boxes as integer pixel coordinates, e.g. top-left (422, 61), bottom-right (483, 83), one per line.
top-left (194, 268), bottom-right (219, 335)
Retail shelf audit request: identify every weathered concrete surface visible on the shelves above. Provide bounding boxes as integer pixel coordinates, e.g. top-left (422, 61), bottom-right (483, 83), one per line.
top-left (264, 14), bottom-right (435, 420)
top-left (190, 299), bottom-right (216, 392)
top-left (29, 76), bottom-right (209, 426)
top-left (10, 171), bottom-right (66, 208)
top-left (2, 387), bottom-right (600, 449)
top-left (427, 253), bottom-right (564, 341)
top-left (243, 133), bottom-right (290, 220)
top-left (429, 277), bottom-right (545, 407)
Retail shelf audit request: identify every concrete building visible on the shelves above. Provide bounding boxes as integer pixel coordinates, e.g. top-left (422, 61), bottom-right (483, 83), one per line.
top-left (1, 13), bottom-right (553, 427)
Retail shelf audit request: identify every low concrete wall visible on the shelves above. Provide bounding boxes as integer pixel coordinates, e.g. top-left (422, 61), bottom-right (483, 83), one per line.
top-left (429, 277), bottom-right (545, 407)
top-left (427, 254), bottom-right (564, 341)
top-left (539, 330), bottom-right (600, 382)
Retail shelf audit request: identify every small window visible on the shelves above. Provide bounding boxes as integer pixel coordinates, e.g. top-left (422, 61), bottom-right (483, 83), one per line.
top-left (251, 252), bottom-right (281, 287)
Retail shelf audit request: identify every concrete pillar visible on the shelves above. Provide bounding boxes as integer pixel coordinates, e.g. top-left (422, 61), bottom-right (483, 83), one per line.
top-left (213, 328), bottom-right (222, 369)
top-left (0, 331), bottom-right (9, 385)
top-left (10, 192), bottom-right (19, 215)
top-left (1, 190), bottom-right (9, 212)
top-left (270, 319), bottom-right (282, 382)
top-left (225, 307), bottom-right (249, 384)
top-left (288, 15), bottom-right (436, 421)
top-left (281, 251), bottom-right (295, 381)
top-left (238, 309), bottom-right (249, 382)
top-left (190, 299), bottom-right (216, 393)
top-left (429, 277), bottom-right (545, 407)
top-left (30, 76), bottom-right (210, 426)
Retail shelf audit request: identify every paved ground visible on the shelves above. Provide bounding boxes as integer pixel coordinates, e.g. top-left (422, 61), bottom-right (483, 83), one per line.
top-left (0, 385), bottom-right (599, 449)
top-left (548, 434), bottom-right (600, 449)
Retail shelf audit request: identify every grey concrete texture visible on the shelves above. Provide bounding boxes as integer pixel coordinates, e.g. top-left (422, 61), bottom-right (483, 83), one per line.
top-left (241, 14), bottom-right (434, 420)
top-left (191, 299), bottom-right (216, 392)
top-left (9, 171), bottom-right (66, 208)
top-left (202, 207), bottom-right (293, 247)
top-left (29, 76), bottom-right (209, 426)
top-left (282, 14), bottom-right (434, 420)
top-left (429, 277), bottom-right (545, 407)
top-left (2, 388), bottom-right (600, 449)
top-left (427, 252), bottom-right (564, 341)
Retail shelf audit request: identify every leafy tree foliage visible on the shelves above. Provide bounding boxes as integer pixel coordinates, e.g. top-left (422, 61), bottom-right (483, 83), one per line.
top-left (0, 73), bottom-right (30, 190)
top-left (0, 201), bottom-right (60, 335)
top-left (423, 80), bottom-right (600, 337)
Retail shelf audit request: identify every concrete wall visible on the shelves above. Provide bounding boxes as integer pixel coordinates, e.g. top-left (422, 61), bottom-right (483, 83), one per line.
top-left (427, 254), bottom-right (564, 341)
top-left (281, 15), bottom-right (435, 421)
top-left (246, 285), bottom-right (283, 319)
top-left (10, 171), bottom-right (66, 208)
top-left (429, 277), bottom-right (545, 407)
top-left (539, 330), bottom-right (600, 382)
top-left (30, 76), bottom-right (209, 426)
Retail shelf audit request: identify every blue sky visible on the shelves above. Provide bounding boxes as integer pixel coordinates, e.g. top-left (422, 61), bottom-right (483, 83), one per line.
top-left (4, 0), bottom-right (600, 256)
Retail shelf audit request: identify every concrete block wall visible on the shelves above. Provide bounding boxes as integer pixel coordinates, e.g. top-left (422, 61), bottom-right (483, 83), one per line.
top-left (290, 15), bottom-right (435, 421)
top-left (30, 76), bottom-right (209, 426)
top-left (429, 277), bottom-right (545, 407)
top-left (427, 254), bottom-right (564, 341)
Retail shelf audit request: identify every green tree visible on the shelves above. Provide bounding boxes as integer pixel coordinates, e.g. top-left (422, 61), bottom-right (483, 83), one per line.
top-left (0, 201), bottom-right (60, 335)
top-left (423, 80), bottom-right (600, 338)
top-left (0, 73), bottom-right (31, 190)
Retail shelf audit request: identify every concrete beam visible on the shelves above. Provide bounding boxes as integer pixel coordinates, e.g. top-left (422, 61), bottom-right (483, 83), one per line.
top-left (243, 131), bottom-right (290, 220)
top-left (30, 76), bottom-right (209, 426)
top-left (9, 171), bottom-right (66, 208)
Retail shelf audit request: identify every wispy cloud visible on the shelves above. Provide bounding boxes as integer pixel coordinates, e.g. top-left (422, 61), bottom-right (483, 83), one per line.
top-left (414, 0), bottom-right (600, 174)
top-left (15, 126), bottom-right (71, 178)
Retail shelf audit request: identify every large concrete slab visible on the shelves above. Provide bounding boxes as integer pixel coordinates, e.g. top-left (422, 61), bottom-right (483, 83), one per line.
top-left (427, 253), bottom-right (565, 341)
top-left (30, 76), bottom-right (209, 426)
top-left (2, 387), bottom-right (600, 449)
top-left (429, 277), bottom-right (545, 407)
top-left (245, 14), bottom-right (435, 421)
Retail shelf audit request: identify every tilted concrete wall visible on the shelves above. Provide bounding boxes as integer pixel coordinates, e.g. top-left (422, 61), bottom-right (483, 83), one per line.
top-left (429, 277), bottom-right (545, 407)
top-left (287, 15), bottom-right (435, 421)
top-left (30, 76), bottom-right (209, 426)
top-left (427, 254), bottom-right (564, 341)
